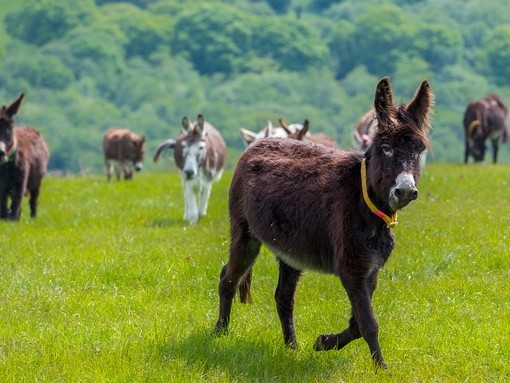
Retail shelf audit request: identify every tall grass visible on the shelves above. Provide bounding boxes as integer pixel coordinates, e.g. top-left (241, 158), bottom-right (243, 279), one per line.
top-left (0, 164), bottom-right (509, 382)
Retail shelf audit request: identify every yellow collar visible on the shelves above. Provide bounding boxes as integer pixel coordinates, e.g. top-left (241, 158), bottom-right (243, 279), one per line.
top-left (361, 158), bottom-right (398, 229)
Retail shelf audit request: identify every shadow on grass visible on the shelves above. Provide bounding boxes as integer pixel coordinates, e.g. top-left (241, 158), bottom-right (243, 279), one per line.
top-left (152, 329), bottom-right (351, 382)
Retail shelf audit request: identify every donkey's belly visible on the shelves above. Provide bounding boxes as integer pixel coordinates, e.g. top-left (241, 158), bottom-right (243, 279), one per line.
top-left (258, 233), bottom-right (335, 273)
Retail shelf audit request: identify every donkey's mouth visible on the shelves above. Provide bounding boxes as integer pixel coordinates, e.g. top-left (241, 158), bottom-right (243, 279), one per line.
top-left (389, 193), bottom-right (417, 211)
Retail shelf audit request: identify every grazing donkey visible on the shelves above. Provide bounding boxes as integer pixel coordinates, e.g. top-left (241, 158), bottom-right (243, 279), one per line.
top-left (214, 77), bottom-right (433, 369)
top-left (154, 114), bottom-right (227, 224)
top-left (0, 93), bottom-right (50, 220)
top-left (103, 128), bottom-right (145, 181)
top-left (463, 93), bottom-right (508, 164)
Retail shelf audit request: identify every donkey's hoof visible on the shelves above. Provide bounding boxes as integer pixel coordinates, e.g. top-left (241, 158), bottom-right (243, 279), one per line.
top-left (284, 339), bottom-right (298, 350)
top-left (313, 334), bottom-right (338, 351)
top-left (374, 358), bottom-right (388, 371)
top-left (213, 323), bottom-right (229, 337)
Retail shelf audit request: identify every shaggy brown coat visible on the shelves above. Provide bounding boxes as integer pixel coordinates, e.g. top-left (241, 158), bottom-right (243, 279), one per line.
top-left (0, 94), bottom-right (49, 220)
top-left (215, 77), bottom-right (433, 369)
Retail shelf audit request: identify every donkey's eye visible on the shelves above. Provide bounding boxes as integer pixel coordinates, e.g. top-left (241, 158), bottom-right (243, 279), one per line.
top-left (381, 144), bottom-right (393, 157)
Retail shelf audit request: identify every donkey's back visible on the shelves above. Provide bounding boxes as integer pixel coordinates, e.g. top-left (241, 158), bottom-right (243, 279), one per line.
top-left (230, 139), bottom-right (359, 272)
top-left (15, 126), bottom-right (49, 188)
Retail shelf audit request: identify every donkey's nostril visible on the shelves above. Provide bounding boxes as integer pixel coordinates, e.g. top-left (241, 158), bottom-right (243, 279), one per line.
top-left (395, 188), bottom-right (418, 201)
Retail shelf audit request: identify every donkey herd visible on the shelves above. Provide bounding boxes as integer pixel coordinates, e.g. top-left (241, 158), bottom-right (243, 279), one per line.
top-left (0, 77), bottom-right (508, 369)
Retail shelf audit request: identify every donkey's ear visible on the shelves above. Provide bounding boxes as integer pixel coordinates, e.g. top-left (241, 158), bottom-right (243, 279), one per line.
top-left (181, 116), bottom-right (191, 132)
top-left (406, 80), bottom-right (434, 132)
top-left (197, 113), bottom-right (205, 134)
top-left (240, 128), bottom-right (256, 146)
top-left (298, 119), bottom-right (310, 139)
top-left (264, 120), bottom-right (273, 137)
top-left (6, 93), bottom-right (25, 117)
top-left (278, 117), bottom-right (292, 134)
top-left (374, 77), bottom-right (397, 132)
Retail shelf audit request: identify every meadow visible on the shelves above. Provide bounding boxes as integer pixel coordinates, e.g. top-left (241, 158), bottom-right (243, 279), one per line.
top-left (0, 163), bottom-right (509, 382)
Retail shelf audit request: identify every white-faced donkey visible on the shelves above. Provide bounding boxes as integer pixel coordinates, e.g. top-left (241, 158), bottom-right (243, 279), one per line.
top-left (154, 114), bottom-right (227, 224)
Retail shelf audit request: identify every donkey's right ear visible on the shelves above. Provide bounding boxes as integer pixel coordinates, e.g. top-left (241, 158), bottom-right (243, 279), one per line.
top-left (298, 119), bottom-right (310, 139)
top-left (374, 77), bottom-right (397, 132)
top-left (6, 93), bottom-right (25, 117)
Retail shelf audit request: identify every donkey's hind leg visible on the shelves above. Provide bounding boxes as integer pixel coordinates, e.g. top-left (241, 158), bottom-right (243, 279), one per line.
top-left (275, 260), bottom-right (302, 349)
top-left (215, 224), bottom-right (261, 334)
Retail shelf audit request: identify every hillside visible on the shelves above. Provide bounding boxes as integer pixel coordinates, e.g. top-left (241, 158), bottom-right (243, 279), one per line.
top-left (1, 0), bottom-right (510, 173)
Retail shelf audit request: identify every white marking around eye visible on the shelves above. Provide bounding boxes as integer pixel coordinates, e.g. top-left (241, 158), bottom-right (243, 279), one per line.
top-left (382, 144), bottom-right (393, 157)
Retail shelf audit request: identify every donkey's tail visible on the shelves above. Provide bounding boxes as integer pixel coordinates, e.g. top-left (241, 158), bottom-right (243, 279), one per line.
top-left (153, 139), bottom-right (176, 163)
top-left (239, 269), bottom-right (253, 304)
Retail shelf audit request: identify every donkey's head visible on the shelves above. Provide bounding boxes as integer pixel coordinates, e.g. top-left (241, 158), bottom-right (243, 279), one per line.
top-left (366, 77), bottom-right (433, 213)
top-left (132, 135), bottom-right (145, 172)
top-left (178, 113), bottom-right (208, 180)
top-left (0, 93), bottom-right (24, 164)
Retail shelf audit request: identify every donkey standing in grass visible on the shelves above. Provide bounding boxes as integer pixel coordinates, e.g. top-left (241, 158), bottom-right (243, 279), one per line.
top-left (154, 114), bottom-right (227, 224)
top-left (214, 77), bottom-right (433, 369)
top-left (0, 93), bottom-right (49, 220)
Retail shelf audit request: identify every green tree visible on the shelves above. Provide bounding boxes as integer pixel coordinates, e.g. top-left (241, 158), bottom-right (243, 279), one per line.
top-left (50, 26), bottom-right (127, 99)
top-left (5, 0), bottom-right (97, 46)
top-left (266, 0), bottom-right (291, 14)
top-left (98, 3), bottom-right (173, 58)
top-left (0, 41), bottom-right (73, 91)
top-left (484, 26), bottom-right (510, 86)
top-left (413, 24), bottom-right (463, 71)
top-left (330, 4), bottom-right (415, 78)
top-left (251, 16), bottom-right (329, 72)
top-left (171, 4), bottom-right (252, 76)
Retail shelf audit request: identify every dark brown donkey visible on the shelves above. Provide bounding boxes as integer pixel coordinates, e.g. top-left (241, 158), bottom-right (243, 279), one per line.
top-left (463, 93), bottom-right (508, 164)
top-left (214, 77), bottom-right (433, 369)
top-left (0, 94), bottom-right (50, 220)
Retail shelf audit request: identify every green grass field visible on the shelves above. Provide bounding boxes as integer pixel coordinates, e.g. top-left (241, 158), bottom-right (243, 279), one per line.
top-left (0, 163), bottom-right (509, 382)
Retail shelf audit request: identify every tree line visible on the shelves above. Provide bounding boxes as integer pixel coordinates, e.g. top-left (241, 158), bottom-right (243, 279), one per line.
top-left (0, 0), bottom-right (509, 173)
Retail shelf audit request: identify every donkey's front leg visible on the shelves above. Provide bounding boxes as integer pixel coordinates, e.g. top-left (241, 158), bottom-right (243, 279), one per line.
top-left (314, 275), bottom-right (387, 369)
top-left (8, 188), bottom-right (23, 220)
top-left (347, 280), bottom-right (386, 369)
top-left (198, 181), bottom-right (212, 218)
top-left (275, 260), bottom-right (302, 349)
top-left (182, 179), bottom-right (198, 224)
top-left (492, 139), bottom-right (499, 164)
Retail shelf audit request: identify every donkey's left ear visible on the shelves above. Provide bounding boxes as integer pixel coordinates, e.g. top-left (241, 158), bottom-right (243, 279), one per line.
top-left (6, 93), bottom-right (25, 117)
top-left (406, 80), bottom-right (434, 132)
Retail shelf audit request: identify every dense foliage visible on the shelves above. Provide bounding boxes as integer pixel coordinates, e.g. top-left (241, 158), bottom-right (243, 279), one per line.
top-left (1, 0), bottom-right (509, 173)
